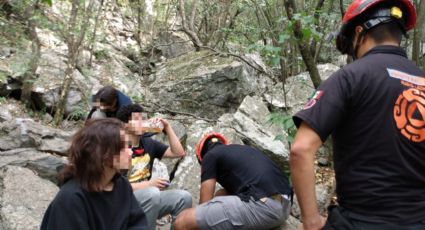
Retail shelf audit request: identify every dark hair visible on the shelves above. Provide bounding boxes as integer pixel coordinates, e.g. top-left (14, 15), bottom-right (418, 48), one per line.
top-left (200, 138), bottom-right (223, 160)
top-left (58, 118), bottom-right (124, 192)
top-left (367, 20), bottom-right (403, 44)
top-left (116, 103), bottom-right (144, 123)
top-left (94, 86), bottom-right (118, 107)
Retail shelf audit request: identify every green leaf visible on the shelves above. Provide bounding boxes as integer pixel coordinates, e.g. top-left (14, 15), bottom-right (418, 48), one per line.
top-left (278, 34), bottom-right (290, 44)
top-left (302, 28), bottom-right (312, 39)
top-left (41, 0), bottom-right (52, 6)
top-left (270, 56), bottom-right (280, 66)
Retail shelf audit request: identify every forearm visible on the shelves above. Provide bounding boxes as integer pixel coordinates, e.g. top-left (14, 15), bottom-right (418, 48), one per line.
top-left (165, 127), bottom-right (185, 157)
top-left (200, 179), bottom-right (216, 204)
top-left (290, 151), bottom-right (320, 223)
top-left (290, 122), bottom-right (324, 229)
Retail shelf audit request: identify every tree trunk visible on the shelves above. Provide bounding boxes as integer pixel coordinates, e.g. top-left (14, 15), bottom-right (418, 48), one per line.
top-left (310, 0), bottom-right (325, 57)
top-left (21, 1), bottom-right (41, 105)
top-left (88, 0), bottom-right (105, 66)
top-left (53, 0), bottom-right (95, 126)
top-left (412, 0), bottom-right (425, 67)
top-left (53, 60), bottom-right (76, 126)
top-left (178, 0), bottom-right (202, 50)
top-left (284, 0), bottom-right (321, 88)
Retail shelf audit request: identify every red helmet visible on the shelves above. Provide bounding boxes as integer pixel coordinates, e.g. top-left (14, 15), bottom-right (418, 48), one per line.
top-left (195, 132), bottom-right (228, 164)
top-left (337, 0), bottom-right (416, 54)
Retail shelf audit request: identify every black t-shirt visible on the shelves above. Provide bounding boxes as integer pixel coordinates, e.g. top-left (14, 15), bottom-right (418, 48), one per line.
top-left (294, 46), bottom-right (425, 224)
top-left (128, 135), bottom-right (168, 182)
top-left (201, 144), bottom-right (291, 202)
top-left (41, 175), bottom-right (148, 230)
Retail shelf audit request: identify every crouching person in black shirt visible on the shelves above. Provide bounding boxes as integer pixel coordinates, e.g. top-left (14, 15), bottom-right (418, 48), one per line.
top-left (41, 118), bottom-right (148, 230)
top-left (174, 132), bottom-right (292, 230)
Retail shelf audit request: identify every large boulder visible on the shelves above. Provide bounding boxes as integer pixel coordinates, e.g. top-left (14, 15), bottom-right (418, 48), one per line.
top-left (219, 96), bottom-right (290, 170)
top-left (0, 118), bottom-right (72, 155)
top-left (155, 32), bottom-right (195, 59)
top-left (145, 50), bottom-right (270, 119)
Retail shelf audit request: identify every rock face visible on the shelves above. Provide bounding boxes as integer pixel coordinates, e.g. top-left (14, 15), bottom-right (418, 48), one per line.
top-left (219, 96), bottom-right (290, 170)
top-left (0, 165), bottom-right (58, 230)
top-left (145, 50), bottom-right (269, 119)
top-left (264, 63), bottom-right (340, 113)
top-left (0, 118), bottom-right (72, 155)
top-left (156, 32), bottom-right (196, 59)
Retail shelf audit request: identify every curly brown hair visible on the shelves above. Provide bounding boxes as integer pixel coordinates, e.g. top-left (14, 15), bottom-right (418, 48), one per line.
top-left (59, 118), bottom-right (125, 192)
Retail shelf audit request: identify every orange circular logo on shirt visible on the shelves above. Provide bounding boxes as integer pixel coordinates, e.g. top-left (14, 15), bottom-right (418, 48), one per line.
top-left (393, 88), bottom-right (425, 142)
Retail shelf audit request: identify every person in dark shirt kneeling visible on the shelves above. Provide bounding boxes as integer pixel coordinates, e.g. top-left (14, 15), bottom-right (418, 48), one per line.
top-left (174, 132), bottom-right (292, 230)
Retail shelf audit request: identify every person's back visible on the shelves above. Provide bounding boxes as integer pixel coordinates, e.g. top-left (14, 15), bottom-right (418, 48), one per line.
top-left (203, 144), bottom-right (291, 201)
top-left (290, 0), bottom-right (425, 229)
top-left (328, 45), bottom-right (425, 223)
top-left (174, 133), bottom-right (291, 230)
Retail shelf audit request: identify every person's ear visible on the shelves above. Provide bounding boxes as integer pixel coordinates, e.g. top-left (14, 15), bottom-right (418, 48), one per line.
top-left (354, 25), bottom-right (365, 43)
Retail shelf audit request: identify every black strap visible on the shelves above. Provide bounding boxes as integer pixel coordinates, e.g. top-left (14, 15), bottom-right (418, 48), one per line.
top-left (86, 107), bottom-right (97, 120)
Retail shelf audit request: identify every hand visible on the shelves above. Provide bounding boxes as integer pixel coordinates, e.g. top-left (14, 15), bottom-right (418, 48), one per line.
top-left (151, 118), bottom-right (169, 129)
top-left (149, 177), bottom-right (170, 190)
top-left (298, 215), bottom-right (326, 230)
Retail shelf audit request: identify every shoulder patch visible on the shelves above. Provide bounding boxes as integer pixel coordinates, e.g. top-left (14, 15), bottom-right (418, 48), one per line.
top-left (304, 90), bottom-right (324, 110)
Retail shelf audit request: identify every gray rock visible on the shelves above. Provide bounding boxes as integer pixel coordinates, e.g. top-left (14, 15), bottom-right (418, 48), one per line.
top-left (219, 96), bottom-right (290, 169)
top-left (156, 32), bottom-right (195, 59)
top-left (264, 64), bottom-right (340, 113)
top-left (0, 148), bottom-right (66, 184)
top-left (0, 119), bottom-right (72, 155)
top-left (145, 50), bottom-right (268, 119)
top-left (291, 183), bottom-right (335, 219)
top-left (0, 165), bottom-right (58, 230)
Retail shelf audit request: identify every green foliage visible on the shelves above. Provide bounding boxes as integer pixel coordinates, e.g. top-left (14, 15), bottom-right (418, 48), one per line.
top-left (267, 112), bottom-right (296, 144)
top-left (0, 97), bottom-right (6, 104)
top-left (246, 44), bottom-right (281, 66)
top-left (67, 105), bottom-right (88, 120)
top-left (94, 49), bottom-right (109, 60)
top-left (41, 0), bottom-right (52, 7)
top-left (131, 94), bottom-right (144, 104)
top-left (0, 71), bottom-right (7, 83)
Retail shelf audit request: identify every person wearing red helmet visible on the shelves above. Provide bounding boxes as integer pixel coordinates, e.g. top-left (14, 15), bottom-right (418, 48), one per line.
top-left (174, 132), bottom-right (292, 230)
top-left (291, 0), bottom-right (425, 229)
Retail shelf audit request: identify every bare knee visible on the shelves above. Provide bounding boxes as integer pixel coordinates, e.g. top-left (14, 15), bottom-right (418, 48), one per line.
top-left (174, 208), bottom-right (199, 230)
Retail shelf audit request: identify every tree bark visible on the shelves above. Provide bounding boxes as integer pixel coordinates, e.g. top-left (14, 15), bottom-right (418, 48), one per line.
top-left (53, 0), bottom-right (95, 126)
top-left (310, 0), bottom-right (325, 56)
top-left (178, 0), bottom-right (202, 50)
top-left (88, 0), bottom-right (105, 66)
top-left (284, 0), bottom-right (321, 88)
top-left (21, 1), bottom-right (41, 105)
top-left (412, 0), bottom-right (425, 67)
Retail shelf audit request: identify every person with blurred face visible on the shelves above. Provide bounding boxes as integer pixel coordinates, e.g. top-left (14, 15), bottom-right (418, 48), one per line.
top-left (41, 118), bottom-right (148, 230)
top-left (87, 86), bottom-right (132, 119)
top-left (117, 104), bottom-right (192, 230)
